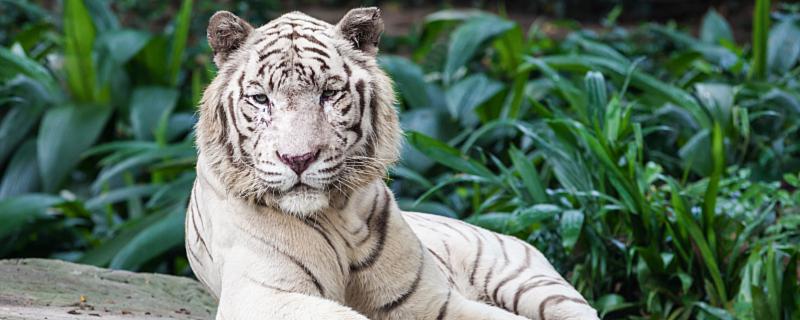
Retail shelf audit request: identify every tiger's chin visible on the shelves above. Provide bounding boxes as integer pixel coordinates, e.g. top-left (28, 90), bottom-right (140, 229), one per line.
top-left (277, 188), bottom-right (330, 217)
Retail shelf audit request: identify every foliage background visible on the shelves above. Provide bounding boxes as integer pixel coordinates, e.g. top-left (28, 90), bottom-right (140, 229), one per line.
top-left (0, 0), bottom-right (799, 319)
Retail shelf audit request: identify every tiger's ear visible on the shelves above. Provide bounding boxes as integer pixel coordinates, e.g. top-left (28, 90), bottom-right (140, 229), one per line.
top-left (336, 7), bottom-right (384, 56)
top-left (208, 11), bottom-right (253, 66)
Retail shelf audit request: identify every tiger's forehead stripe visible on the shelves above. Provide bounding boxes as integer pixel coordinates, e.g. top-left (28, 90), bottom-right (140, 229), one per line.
top-left (244, 14), bottom-right (340, 91)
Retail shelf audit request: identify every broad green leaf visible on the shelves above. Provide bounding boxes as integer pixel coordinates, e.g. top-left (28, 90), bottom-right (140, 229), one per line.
top-left (508, 147), bottom-right (547, 203)
top-left (96, 29), bottom-right (151, 64)
top-left (695, 302), bottom-right (736, 320)
top-left (85, 0), bottom-right (120, 32)
top-left (379, 55), bottom-right (440, 109)
top-left (91, 145), bottom-right (194, 191)
top-left (37, 104), bottom-right (111, 191)
top-left (79, 209), bottom-right (168, 266)
top-left (0, 140), bottom-right (40, 198)
top-left (63, 0), bottom-right (99, 102)
top-left (95, 29), bottom-right (150, 89)
top-left (678, 130), bottom-right (711, 176)
top-left (700, 9), bottom-right (733, 44)
top-left (168, 0), bottom-right (193, 85)
top-left (399, 108), bottom-right (456, 172)
top-left (445, 74), bottom-right (504, 124)
top-left (85, 184), bottom-right (160, 211)
top-left (504, 204), bottom-right (560, 234)
top-left (767, 18), bottom-right (800, 74)
top-left (560, 209), bottom-right (584, 250)
top-left (129, 86), bottom-right (179, 141)
top-left (0, 47), bottom-right (58, 94)
top-left (407, 131), bottom-right (495, 179)
top-left (414, 9), bottom-right (486, 62)
top-left (110, 207), bottom-right (185, 270)
top-left (467, 213), bottom-right (511, 233)
top-left (0, 194), bottom-right (63, 240)
top-left (136, 35), bottom-right (170, 84)
top-left (596, 294), bottom-right (635, 317)
top-left (694, 83), bottom-right (733, 127)
top-left (0, 77), bottom-right (50, 165)
top-left (444, 15), bottom-right (515, 84)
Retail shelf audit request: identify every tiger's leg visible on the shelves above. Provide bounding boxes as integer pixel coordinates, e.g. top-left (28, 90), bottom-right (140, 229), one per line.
top-left (217, 282), bottom-right (369, 320)
top-left (483, 238), bottom-right (598, 320)
top-left (438, 292), bottom-right (530, 320)
top-left (405, 212), bottom-right (599, 320)
top-left (217, 245), bottom-right (368, 320)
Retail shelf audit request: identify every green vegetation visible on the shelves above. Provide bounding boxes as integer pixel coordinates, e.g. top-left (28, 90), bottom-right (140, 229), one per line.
top-left (1, 1), bottom-right (799, 319)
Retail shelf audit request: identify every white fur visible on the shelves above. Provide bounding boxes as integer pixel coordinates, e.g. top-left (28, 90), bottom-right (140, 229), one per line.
top-left (188, 8), bottom-right (599, 320)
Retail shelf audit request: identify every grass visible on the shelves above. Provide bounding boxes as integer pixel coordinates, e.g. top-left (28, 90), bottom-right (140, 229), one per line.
top-left (0, 1), bottom-right (799, 319)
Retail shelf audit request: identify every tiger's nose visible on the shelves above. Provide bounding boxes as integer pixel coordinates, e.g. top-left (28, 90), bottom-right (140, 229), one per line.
top-left (277, 150), bottom-right (320, 175)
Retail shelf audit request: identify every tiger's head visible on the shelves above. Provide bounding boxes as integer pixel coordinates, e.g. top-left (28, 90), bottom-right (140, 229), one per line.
top-left (196, 8), bottom-right (401, 217)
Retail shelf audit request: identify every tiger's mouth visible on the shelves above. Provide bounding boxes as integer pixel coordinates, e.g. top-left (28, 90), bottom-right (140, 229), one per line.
top-left (277, 184), bottom-right (330, 216)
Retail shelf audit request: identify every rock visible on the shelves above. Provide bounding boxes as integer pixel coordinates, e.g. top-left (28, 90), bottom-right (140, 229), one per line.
top-left (0, 259), bottom-right (216, 320)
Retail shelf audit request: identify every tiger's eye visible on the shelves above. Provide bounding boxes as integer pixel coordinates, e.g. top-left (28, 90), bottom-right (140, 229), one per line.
top-left (251, 94), bottom-right (269, 104)
top-left (320, 90), bottom-right (337, 103)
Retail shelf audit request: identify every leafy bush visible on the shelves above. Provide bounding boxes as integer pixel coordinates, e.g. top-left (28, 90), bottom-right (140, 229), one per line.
top-left (1, 1), bottom-right (798, 319)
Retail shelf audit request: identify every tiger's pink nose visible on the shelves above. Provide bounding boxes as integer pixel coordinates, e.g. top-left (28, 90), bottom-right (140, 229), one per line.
top-left (277, 150), bottom-right (319, 175)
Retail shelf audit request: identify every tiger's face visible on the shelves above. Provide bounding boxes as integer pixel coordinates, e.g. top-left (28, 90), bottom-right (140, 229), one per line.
top-left (197, 8), bottom-right (400, 217)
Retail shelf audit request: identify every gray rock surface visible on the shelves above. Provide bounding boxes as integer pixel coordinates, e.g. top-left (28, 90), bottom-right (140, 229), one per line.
top-left (0, 259), bottom-right (216, 320)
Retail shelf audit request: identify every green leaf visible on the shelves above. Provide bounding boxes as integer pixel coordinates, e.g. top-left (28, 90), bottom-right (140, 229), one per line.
top-left (136, 35), bottom-right (170, 84)
top-left (444, 15), bottom-right (515, 84)
top-left (559, 209), bottom-right (584, 250)
top-left (678, 129), bottom-right (712, 176)
top-left (667, 179), bottom-right (727, 303)
top-left (750, 0), bottom-right (770, 80)
top-left (701, 123), bottom-right (724, 238)
top-left (85, 184), bottom-right (160, 211)
top-left (129, 86), bottom-right (179, 141)
top-left (695, 83), bottom-right (733, 127)
top-left (0, 194), bottom-right (63, 240)
top-left (700, 9), bottom-right (733, 44)
top-left (0, 140), bottom-right (40, 198)
top-left (585, 71), bottom-right (608, 129)
top-left (399, 108), bottom-right (456, 172)
top-left (63, 0), bottom-right (99, 102)
top-left (526, 55), bottom-right (711, 128)
top-left (79, 209), bottom-right (167, 266)
top-left (96, 29), bottom-right (151, 64)
top-left (445, 74), bottom-right (504, 124)
top-left (0, 47), bottom-right (58, 93)
top-left (467, 213), bottom-right (512, 233)
top-left (407, 131), bottom-right (495, 179)
top-left (505, 204), bottom-right (560, 234)
top-left (767, 18), bottom-right (800, 74)
top-left (596, 294), bottom-right (635, 317)
top-left (109, 207), bottom-right (185, 270)
top-left (167, 0), bottom-right (193, 85)
top-left (85, 0), bottom-right (120, 32)
top-left (379, 55), bottom-right (440, 109)
top-left (37, 104), bottom-right (111, 191)
top-left (508, 147), bottom-right (547, 203)
top-left (0, 77), bottom-right (50, 165)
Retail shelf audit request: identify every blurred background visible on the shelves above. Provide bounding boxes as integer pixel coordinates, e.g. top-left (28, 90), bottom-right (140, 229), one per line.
top-left (1, 0), bottom-right (799, 319)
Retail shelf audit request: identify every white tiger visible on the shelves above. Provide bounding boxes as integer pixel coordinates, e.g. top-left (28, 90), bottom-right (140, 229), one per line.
top-left (186, 7), bottom-right (599, 320)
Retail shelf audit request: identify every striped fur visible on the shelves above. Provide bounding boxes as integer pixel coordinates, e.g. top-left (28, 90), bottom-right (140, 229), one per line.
top-left (188, 8), bottom-right (598, 320)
